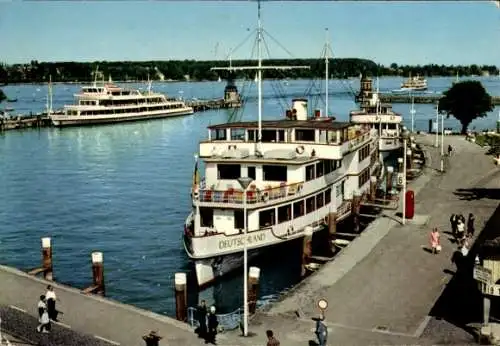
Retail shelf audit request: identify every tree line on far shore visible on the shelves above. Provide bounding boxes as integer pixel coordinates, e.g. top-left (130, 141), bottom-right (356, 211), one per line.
top-left (0, 59), bottom-right (498, 84)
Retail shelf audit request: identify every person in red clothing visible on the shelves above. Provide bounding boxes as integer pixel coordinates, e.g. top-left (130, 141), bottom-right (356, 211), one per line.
top-left (430, 227), bottom-right (441, 254)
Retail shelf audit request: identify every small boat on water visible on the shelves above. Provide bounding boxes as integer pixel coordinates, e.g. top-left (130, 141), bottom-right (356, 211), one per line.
top-left (7, 98), bottom-right (18, 103)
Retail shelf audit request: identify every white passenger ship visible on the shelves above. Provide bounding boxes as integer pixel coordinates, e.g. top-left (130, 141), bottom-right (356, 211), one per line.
top-left (49, 80), bottom-right (193, 127)
top-left (350, 78), bottom-right (402, 152)
top-left (400, 74), bottom-right (427, 91)
top-left (184, 99), bottom-right (380, 286)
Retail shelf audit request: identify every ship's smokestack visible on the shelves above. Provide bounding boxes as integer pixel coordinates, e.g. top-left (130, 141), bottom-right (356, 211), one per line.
top-left (292, 99), bottom-right (308, 121)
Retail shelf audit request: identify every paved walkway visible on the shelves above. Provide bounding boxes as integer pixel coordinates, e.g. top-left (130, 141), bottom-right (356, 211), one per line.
top-left (222, 134), bottom-right (500, 345)
top-left (1, 134), bottom-right (498, 346)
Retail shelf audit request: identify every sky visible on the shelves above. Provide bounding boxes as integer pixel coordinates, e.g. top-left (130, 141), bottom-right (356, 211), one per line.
top-left (1, 1), bottom-right (500, 66)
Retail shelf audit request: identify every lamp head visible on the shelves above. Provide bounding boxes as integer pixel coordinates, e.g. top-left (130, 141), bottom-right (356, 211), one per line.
top-left (237, 176), bottom-right (254, 189)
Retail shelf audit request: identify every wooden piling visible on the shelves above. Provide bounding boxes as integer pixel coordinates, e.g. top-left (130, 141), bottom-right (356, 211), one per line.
top-left (248, 266), bottom-right (260, 315)
top-left (369, 176), bottom-right (377, 201)
top-left (174, 273), bottom-right (187, 322)
top-left (386, 166), bottom-right (394, 195)
top-left (91, 252), bottom-right (105, 296)
top-left (301, 226), bottom-right (313, 276)
top-left (352, 191), bottom-right (362, 233)
top-left (328, 212), bottom-right (337, 252)
top-left (41, 237), bottom-right (53, 281)
top-left (407, 149), bottom-right (413, 170)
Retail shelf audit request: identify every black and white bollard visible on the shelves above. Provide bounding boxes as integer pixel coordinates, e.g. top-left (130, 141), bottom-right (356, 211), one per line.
top-left (175, 273), bottom-right (187, 322)
top-left (41, 237), bottom-right (53, 281)
top-left (91, 252), bottom-right (105, 296)
top-left (248, 266), bottom-right (260, 315)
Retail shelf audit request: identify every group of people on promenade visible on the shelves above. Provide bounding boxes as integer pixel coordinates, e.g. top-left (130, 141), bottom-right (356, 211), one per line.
top-left (36, 285), bottom-right (60, 333)
top-left (429, 213), bottom-right (475, 257)
top-left (194, 300), bottom-right (220, 344)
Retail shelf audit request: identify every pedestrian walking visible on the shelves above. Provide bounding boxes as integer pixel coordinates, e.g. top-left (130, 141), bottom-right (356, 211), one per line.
top-left (457, 219), bottom-right (466, 247)
top-left (467, 213), bottom-right (475, 237)
top-left (37, 295), bottom-right (46, 320)
top-left (205, 306), bottom-right (219, 345)
top-left (142, 330), bottom-right (162, 346)
top-left (45, 285), bottom-right (59, 322)
top-left (313, 314), bottom-right (328, 346)
top-left (429, 228), bottom-right (441, 254)
top-left (36, 307), bottom-right (50, 333)
top-left (448, 144), bottom-right (453, 156)
top-left (195, 300), bottom-right (208, 339)
top-left (266, 330), bottom-right (280, 346)
top-left (450, 214), bottom-right (457, 238)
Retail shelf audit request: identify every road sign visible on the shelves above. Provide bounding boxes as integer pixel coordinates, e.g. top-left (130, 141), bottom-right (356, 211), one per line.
top-left (474, 265), bottom-right (492, 284)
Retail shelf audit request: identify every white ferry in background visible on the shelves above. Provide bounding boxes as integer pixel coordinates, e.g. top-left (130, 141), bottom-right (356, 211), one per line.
top-left (184, 98), bottom-right (380, 287)
top-left (49, 80), bottom-right (193, 127)
top-left (352, 77), bottom-right (402, 152)
top-left (400, 74), bottom-right (427, 91)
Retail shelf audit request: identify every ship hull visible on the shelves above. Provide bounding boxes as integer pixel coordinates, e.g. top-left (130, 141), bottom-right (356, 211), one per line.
top-left (50, 108), bottom-right (194, 127)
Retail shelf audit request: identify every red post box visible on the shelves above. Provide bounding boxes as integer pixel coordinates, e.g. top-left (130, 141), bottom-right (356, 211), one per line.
top-left (405, 190), bottom-right (415, 219)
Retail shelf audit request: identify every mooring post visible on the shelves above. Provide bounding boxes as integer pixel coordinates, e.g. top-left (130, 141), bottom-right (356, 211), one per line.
top-left (248, 266), bottom-right (260, 315)
top-left (175, 273), bottom-right (187, 322)
top-left (352, 190), bottom-right (362, 233)
top-left (328, 211), bottom-right (337, 249)
top-left (91, 252), bottom-right (105, 296)
top-left (301, 226), bottom-right (313, 277)
top-left (41, 237), bottom-right (53, 281)
top-left (386, 166), bottom-right (394, 197)
top-left (369, 176), bottom-right (377, 201)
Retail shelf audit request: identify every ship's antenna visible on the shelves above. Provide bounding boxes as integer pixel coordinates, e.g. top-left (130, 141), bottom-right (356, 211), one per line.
top-left (147, 73), bottom-right (152, 94)
top-left (257, 0), bottom-right (263, 145)
top-left (93, 65), bottom-right (99, 87)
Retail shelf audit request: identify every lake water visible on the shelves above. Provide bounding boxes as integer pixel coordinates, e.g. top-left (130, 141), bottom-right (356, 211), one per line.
top-left (1, 77), bottom-right (499, 316)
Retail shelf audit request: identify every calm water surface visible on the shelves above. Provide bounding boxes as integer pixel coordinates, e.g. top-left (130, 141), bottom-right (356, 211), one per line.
top-left (1, 77), bottom-right (499, 316)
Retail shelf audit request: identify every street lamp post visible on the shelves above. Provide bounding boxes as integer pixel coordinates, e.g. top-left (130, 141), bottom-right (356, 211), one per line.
top-left (440, 111), bottom-right (445, 172)
top-left (435, 102), bottom-right (439, 147)
top-left (237, 176), bottom-right (254, 337)
top-left (410, 94), bottom-right (415, 133)
top-left (402, 127), bottom-right (409, 225)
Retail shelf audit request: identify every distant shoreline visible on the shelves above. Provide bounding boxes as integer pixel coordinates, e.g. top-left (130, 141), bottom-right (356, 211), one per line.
top-left (1, 75), bottom-right (498, 86)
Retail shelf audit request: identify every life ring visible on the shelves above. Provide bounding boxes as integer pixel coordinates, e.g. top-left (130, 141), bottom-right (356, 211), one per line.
top-left (262, 192), bottom-right (269, 202)
top-left (296, 146), bottom-right (305, 155)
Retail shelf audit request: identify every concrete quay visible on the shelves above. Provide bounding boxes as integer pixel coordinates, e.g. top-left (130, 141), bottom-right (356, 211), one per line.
top-left (1, 134), bottom-right (499, 346)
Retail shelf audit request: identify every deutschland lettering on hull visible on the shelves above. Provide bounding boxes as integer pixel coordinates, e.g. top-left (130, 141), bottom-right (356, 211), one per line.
top-left (218, 233), bottom-right (266, 250)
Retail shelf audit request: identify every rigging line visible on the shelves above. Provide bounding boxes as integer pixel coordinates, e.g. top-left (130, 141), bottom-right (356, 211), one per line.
top-left (225, 28), bottom-right (259, 61)
top-left (262, 28), bottom-right (296, 58)
top-left (260, 35), bottom-right (289, 112)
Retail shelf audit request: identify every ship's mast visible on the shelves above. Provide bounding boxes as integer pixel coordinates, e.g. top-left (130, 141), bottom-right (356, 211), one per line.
top-left (324, 28), bottom-right (330, 117)
top-left (257, 0), bottom-right (263, 143)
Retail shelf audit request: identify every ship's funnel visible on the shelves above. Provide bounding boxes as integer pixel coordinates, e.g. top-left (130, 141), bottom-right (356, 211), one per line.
top-left (292, 98), bottom-right (308, 121)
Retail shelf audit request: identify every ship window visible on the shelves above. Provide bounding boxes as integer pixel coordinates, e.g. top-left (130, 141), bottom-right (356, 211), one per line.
top-left (336, 160), bottom-right (342, 169)
top-left (278, 204), bottom-right (292, 223)
top-left (259, 209), bottom-right (275, 227)
top-left (261, 130), bottom-right (277, 142)
top-left (293, 200), bottom-right (305, 218)
top-left (248, 130), bottom-right (256, 142)
top-left (316, 193), bottom-right (324, 209)
top-left (247, 166), bottom-right (256, 180)
top-left (217, 164), bottom-right (240, 180)
top-left (234, 210), bottom-right (244, 230)
top-left (359, 168), bottom-right (370, 188)
top-left (263, 165), bottom-right (287, 182)
top-left (295, 129), bottom-right (315, 142)
top-left (324, 160), bottom-right (335, 174)
top-left (316, 161), bottom-right (324, 178)
top-left (327, 131), bottom-right (337, 143)
top-left (211, 129), bottom-right (227, 140)
top-left (306, 197), bottom-right (315, 213)
top-left (305, 164), bottom-right (315, 181)
top-left (325, 188), bottom-right (331, 204)
top-left (199, 208), bottom-right (213, 227)
top-left (277, 130), bottom-right (285, 142)
top-left (231, 128), bottom-right (245, 140)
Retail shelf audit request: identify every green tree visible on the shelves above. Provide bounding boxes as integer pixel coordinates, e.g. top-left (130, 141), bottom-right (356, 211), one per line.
top-left (438, 80), bottom-right (493, 134)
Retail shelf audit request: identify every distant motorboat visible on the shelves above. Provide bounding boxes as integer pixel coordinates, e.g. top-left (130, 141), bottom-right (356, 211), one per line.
top-left (7, 98), bottom-right (18, 103)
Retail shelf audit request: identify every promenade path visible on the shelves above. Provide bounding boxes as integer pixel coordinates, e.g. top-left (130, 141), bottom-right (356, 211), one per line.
top-left (1, 134), bottom-right (499, 346)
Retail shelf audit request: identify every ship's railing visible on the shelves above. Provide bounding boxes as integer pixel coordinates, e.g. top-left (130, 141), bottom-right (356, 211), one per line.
top-left (347, 132), bottom-right (371, 150)
top-left (337, 201), bottom-right (352, 220)
top-left (196, 181), bottom-right (304, 205)
top-left (187, 307), bottom-right (243, 332)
